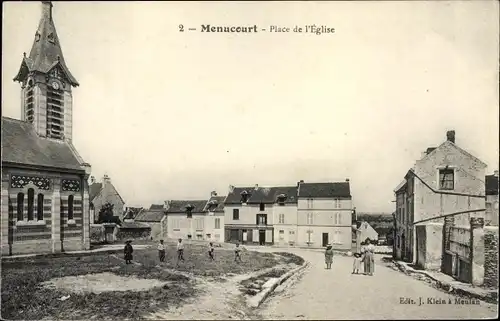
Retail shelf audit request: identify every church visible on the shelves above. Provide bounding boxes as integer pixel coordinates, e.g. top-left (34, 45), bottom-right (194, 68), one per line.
top-left (1, 1), bottom-right (91, 256)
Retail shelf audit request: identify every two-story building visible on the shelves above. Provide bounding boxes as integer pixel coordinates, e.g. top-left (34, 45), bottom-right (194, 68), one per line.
top-left (393, 130), bottom-right (487, 268)
top-left (297, 180), bottom-right (353, 249)
top-left (224, 185), bottom-right (298, 245)
top-left (485, 171), bottom-right (499, 226)
top-left (89, 175), bottom-right (126, 223)
top-left (165, 200), bottom-right (207, 241)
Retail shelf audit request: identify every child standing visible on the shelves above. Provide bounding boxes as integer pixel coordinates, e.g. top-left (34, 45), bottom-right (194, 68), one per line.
top-left (234, 243), bottom-right (242, 262)
top-left (208, 242), bottom-right (215, 260)
top-left (124, 240), bottom-right (133, 264)
top-left (352, 252), bottom-right (362, 274)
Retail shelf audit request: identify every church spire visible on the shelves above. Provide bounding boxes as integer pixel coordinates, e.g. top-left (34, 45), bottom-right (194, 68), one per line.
top-left (13, 1), bottom-right (79, 141)
top-left (14, 1), bottom-right (78, 86)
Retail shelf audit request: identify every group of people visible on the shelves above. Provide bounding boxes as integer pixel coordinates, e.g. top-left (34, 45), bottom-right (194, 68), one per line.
top-left (123, 238), bottom-right (243, 266)
top-left (323, 239), bottom-right (376, 276)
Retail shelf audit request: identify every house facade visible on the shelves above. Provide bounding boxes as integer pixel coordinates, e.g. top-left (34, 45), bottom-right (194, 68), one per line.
top-left (485, 171), bottom-right (499, 226)
top-left (1, 2), bottom-right (91, 255)
top-left (297, 181), bottom-right (353, 249)
top-left (394, 130), bottom-right (487, 268)
top-left (165, 200), bottom-right (209, 241)
top-left (224, 185), bottom-right (298, 245)
top-left (89, 175), bottom-right (126, 223)
top-left (357, 221), bottom-right (379, 243)
top-left (223, 181), bottom-right (353, 248)
top-left (133, 204), bottom-right (167, 240)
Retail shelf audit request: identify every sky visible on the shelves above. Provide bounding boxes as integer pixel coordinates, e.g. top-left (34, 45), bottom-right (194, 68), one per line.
top-left (2, 1), bottom-right (499, 212)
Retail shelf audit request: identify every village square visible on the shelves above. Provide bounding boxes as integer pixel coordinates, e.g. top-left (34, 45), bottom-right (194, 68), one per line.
top-left (1, 1), bottom-right (499, 320)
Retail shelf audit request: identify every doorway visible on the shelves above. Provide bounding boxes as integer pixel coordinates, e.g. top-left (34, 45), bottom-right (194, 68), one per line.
top-left (259, 230), bottom-right (266, 245)
top-left (322, 233), bottom-right (329, 247)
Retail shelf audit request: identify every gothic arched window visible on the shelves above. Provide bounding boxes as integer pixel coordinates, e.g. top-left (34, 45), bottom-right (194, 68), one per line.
top-left (68, 195), bottom-right (74, 220)
top-left (27, 188), bottom-right (35, 221)
top-left (37, 194), bottom-right (44, 221)
top-left (17, 192), bottom-right (24, 221)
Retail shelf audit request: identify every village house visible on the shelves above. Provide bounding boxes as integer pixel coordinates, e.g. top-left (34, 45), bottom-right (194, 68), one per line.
top-left (297, 180), bottom-right (353, 249)
top-left (89, 175), bottom-right (126, 223)
top-left (393, 130), bottom-right (488, 272)
top-left (224, 185), bottom-right (298, 245)
top-left (355, 221), bottom-right (379, 244)
top-left (203, 192), bottom-right (226, 242)
top-left (1, 2), bottom-right (91, 255)
top-left (165, 200), bottom-right (208, 241)
top-left (356, 212), bottom-right (394, 245)
top-left (223, 181), bottom-right (353, 248)
top-left (485, 171), bottom-right (499, 226)
top-left (133, 204), bottom-right (167, 240)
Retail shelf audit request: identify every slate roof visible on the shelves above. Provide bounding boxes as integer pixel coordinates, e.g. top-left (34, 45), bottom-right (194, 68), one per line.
top-left (166, 200), bottom-right (208, 213)
top-left (486, 175), bottom-right (499, 196)
top-left (298, 182), bottom-right (351, 198)
top-left (2, 117), bottom-right (84, 171)
top-left (149, 204), bottom-right (164, 211)
top-left (225, 186), bottom-right (298, 204)
top-left (134, 208), bottom-right (166, 222)
top-left (14, 2), bottom-right (78, 86)
top-left (89, 183), bottom-right (103, 201)
top-left (204, 196), bottom-right (226, 212)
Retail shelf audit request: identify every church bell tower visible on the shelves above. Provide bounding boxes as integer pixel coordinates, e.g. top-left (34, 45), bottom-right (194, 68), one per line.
top-left (13, 1), bottom-right (79, 141)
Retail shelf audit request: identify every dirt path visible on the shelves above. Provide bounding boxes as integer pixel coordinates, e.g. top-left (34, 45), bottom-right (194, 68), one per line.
top-left (143, 264), bottom-right (290, 320)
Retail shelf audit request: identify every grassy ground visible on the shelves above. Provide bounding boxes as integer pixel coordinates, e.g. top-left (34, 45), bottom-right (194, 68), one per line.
top-left (1, 242), bottom-right (280, 320)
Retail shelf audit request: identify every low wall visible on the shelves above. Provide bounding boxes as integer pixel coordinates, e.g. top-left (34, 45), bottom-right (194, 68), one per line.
top-left (484, 227), bottom-right (499, 289)
top-left (115, 227), bottom-right (151, 241)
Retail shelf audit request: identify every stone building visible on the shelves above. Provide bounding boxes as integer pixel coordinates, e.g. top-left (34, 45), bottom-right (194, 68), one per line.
top-left (133, 204), bottom-right (167, 240)
top-left (393, 130), bottom-right (488, 269)
top-left (166, 200), bottom-right (209, 241)
top-left (297, 181), bottom-right (353, 249)
top-left (1, 2), bottom-right (91, 255)
top-left (89, 175), bottom-right (126, 222)
top-left (223, 180), bottom-right (353, 249)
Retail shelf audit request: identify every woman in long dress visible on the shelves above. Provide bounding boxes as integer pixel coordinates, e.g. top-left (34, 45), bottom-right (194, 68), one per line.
top-left (363, 241), bottom-right (375, 276)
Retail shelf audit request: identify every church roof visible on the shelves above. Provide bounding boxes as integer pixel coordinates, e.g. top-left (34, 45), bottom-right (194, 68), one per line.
top-left (2, 117), bottom-right (85, 171)
top-left (13, 2), bottom-right (78, 86)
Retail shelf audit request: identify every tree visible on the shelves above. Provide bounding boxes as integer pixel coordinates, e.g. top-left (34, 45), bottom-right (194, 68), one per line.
top-left (97, 202), bottom-right (121, 225)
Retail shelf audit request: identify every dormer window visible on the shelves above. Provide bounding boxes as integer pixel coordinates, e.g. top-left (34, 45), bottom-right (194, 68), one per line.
top-left (185, 204), bottom-right (194, 218)
top-left (276, 193), bottom-right (287, 206)
top-left (240, 190), bottom-right (249, 203)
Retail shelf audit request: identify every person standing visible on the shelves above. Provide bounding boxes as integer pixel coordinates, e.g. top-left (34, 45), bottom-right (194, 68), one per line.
top-left (176, 238), bottom-right (185, 267)
top-left (364, 240), bottom-right (375, 276)
top-left (352, 252), bottom-right (362, 274)
top-left (208, 242), bottom-right (215, 260)
top-left (124, 240), bottom-right (133, 264)
top-left (234, 243), bottom-right (242, 262)
top-left (324, 244), bottom-right (334, 269)
top-left (157, 239), bottom-right (166, 262)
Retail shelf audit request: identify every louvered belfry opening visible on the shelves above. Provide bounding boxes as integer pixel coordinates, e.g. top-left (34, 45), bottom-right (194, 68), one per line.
top-left (46, 84), bottom-right (65, 139)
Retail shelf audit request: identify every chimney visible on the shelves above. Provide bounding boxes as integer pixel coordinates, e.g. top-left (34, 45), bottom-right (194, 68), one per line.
top-left (42, 1), bottom-right (53, 20)
top-left (229, 185), bottom-right (235, 193)
top-left (211, 191), bottom-right (217, 197)
top-left (297, 180), bottom-right (304, 187)
top-left (446, 130), bottom-right (455, 143)
top-left (90, 176), bottom-right (96, 184)
top-left (254, 184), bottom-right (259, 190)
top-left (494, 170), bottom-right (499, 177)
top-left (346, 178), bottom-right (350, 182)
